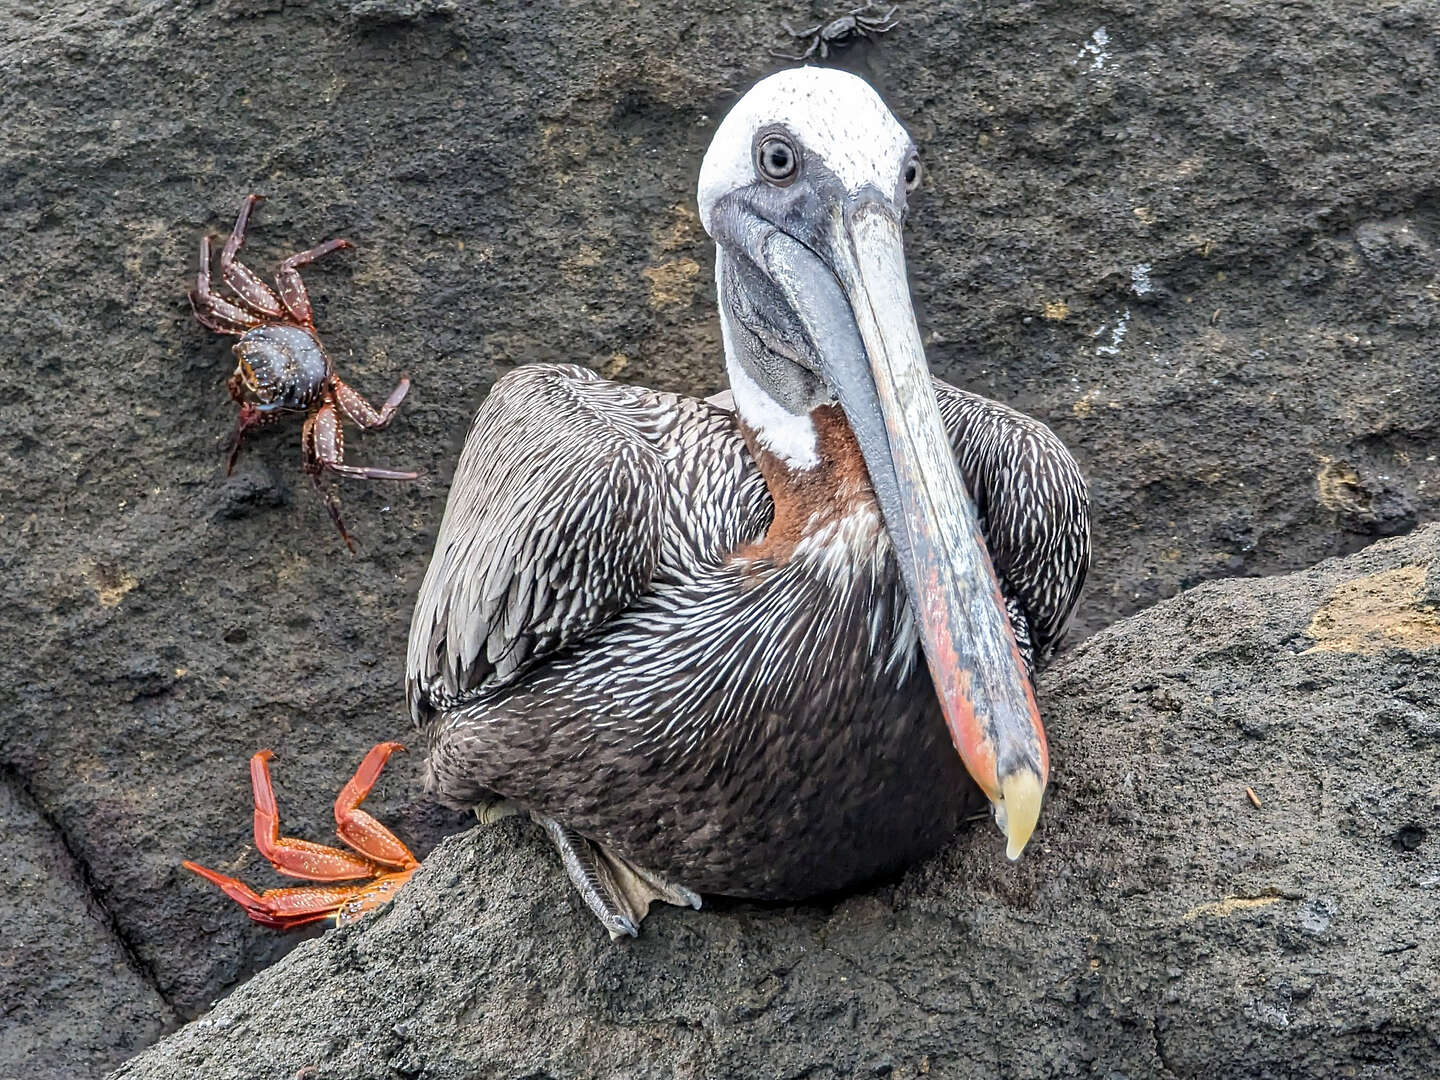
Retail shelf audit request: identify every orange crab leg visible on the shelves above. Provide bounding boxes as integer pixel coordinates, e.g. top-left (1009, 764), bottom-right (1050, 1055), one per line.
top-left (185, 744), bottom-right (422, 930)
top-left (333, 869), bottom-right (418, 927)
top-left (250, 750), bottom-right (388, 882)
top-left (334, 742), bottom-right (419, 870)
top-left (181, 860), bottom-right (372, 929)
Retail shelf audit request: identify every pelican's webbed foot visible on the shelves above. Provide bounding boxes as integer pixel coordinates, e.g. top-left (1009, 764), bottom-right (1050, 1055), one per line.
top-left (531, 812), bottom-right (702, 939)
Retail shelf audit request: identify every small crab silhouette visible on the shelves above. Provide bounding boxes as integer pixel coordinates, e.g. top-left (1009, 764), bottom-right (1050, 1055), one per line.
top-left (188, 194), bottom-right (418, 551)
top-left (777, 3), bottom-right (899, 62)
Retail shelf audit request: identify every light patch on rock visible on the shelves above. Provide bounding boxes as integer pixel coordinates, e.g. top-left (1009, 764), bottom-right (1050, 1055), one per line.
top-left (1095, 309), bottom-right (1131, 356)
top-left (1077, 28), bottom-right (1111, 72)
top-left (1299, 896), bottom-right (1334, 934)
top-left (1131, 264), bottom-right (1153, 296)
top-left (642, 258), bottom-right (701, 308)
top-left (92, 564), bottom-right (138, 607)
top-left (1183, 895), bottom-right (1283, 921)
top-left (560, 244), bottom-right (603, 286)
top-left (1305, 564), bottom-right (1440, 654)
top-left (656, 205), bottom-right (703, 253)
top-left (1315, 458), bottom-right (1373, 516)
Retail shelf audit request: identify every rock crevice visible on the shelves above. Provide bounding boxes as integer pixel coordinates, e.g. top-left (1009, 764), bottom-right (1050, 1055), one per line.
top-left (3, 766), bottom-right (180, 1019)
top-left (0, 768), bottom-right (178, 1080)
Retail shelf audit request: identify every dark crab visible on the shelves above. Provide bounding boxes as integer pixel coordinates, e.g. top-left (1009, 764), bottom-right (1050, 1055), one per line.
top-left (188, 194), bottom-right (418, 551)
top-left (777, 3), bottom-right (899, 61)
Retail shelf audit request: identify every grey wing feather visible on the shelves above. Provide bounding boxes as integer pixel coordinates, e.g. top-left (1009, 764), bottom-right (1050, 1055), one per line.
top-left (406, 364), bottom-right (680, 726)
top-left (934, 379), bottom-right (1091, 667)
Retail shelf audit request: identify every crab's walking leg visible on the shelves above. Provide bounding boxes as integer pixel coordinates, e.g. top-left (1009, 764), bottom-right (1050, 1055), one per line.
top-left (189, 235), bottom-right (263, 335)
top-left (219, 194), bottom-right (285, 318)
top-left (782, 19), bottom-right (821, 38)
top-left (181, 861), bottom-right (366, 929)
top-left (301, 408), bottom-right (359, 551)
top-left (334, 872), bottom-right (416, 927)
top-left (302, 394), bottom-right (416, 551)
top-left (309, 400), bottom-right (420, 481)
top-left (333, 742), bottom-right (419, 870)
top-left (314, 475), bottom-right (358, 553)
top-left (275, 238), bottom-right (352, 325)
top-left (183, 746), bottom-right (422, 930)
top-left (333, 374), bottom-right (411, 430)
top-left (773, 22), bottom-right (822, 62)
top-left (248, 750), bottom-right (385, 882)
top-left (225, 401), bottom-right (279, 475)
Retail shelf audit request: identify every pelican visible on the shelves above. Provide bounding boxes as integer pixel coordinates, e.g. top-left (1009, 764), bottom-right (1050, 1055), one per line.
top-left (407, 67), bottom-right (1089, 937)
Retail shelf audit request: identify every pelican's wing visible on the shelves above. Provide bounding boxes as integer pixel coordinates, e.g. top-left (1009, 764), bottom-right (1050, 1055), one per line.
top-left (935, 379), bottom-right (1091, 667)
top-left (406, 364), bottom-right (764, 725)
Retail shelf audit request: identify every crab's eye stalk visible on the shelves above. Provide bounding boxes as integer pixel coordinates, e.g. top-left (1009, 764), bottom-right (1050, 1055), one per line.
top-left (756, 134), bottom-right (799, 185)
top-left (903, 155), bottom-right (922, 194)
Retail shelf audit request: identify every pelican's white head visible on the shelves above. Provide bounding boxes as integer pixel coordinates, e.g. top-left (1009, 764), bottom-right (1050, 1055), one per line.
top-left (698, 68), bottom-right (916, 234)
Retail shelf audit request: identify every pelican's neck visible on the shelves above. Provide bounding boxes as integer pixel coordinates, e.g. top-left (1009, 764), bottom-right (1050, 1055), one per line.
top-left (736, 400), bottom-right (879, 558)
top-left (716, 257), bottom-right (822, 472)
top-left (714, 262), bottom-right (878, 561)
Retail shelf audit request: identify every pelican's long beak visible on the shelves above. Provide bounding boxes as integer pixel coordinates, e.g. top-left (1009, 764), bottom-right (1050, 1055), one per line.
top-left (764, 199), bottom-right (1048, 859)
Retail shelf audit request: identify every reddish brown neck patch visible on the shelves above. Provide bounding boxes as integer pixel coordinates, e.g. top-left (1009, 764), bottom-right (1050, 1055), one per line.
top-left (738, 404), bottom-right (878, 564)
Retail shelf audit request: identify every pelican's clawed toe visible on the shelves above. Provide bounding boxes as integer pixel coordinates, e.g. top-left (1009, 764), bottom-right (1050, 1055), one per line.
top-left (533, 813), bottom-right (702, 939)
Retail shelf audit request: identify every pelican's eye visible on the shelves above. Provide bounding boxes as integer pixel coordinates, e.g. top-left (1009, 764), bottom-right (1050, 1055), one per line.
top-left (903, 155), bottom-right (922, 193)
top-left (756, 134), bottom-right (799, 186)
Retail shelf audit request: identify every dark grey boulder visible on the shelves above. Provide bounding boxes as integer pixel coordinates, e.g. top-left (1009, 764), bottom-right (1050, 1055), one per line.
top-left (113, 526), bottom-right (1440, 1080)
top-left (0, 774), bottom-right (175, 1079)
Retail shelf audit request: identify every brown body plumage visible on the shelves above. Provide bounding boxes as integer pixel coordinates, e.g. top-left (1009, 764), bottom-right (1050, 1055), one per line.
top-left (407, 364), bottom-right (1087, 899)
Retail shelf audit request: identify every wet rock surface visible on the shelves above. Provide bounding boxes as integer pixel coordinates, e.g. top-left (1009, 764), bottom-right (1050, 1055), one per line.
top-left (115, 528), bottom-right (1440, 1079)
top-left (1, 0), bottom-right (1437, 1074)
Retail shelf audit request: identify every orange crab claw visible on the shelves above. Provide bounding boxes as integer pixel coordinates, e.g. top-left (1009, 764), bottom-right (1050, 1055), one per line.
top-left (183, 743), bottom-right (419, 929)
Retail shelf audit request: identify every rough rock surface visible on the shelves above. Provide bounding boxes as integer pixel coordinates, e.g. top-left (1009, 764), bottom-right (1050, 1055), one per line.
top-left (0, 772), bottom-right (174, 1079)
top-left (2, 0), bottom-right (1438, 1074)
top-left (115, 527), bottom-right (1440, 1079)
